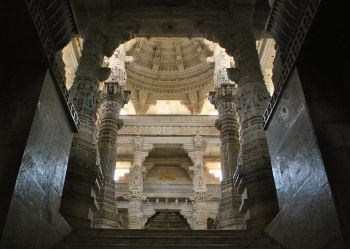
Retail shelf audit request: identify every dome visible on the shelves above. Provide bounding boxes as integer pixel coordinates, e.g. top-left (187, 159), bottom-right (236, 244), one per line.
top-left (124, 37), bottom-right (215, 114)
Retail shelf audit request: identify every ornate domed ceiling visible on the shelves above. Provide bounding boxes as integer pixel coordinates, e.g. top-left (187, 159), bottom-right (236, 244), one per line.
top-left (124, 37), bottom-right (214, 114)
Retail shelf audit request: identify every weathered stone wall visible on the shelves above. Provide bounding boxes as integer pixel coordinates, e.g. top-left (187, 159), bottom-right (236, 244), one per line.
top-left (265, 68), bottom-right (345, 249)
top-left (0, 71), bottom-right (73, 248)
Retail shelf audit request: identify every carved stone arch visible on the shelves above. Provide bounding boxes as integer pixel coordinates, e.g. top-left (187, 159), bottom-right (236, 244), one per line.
top-left (180, 210), bottom-right (194, 230)
top-left (179, 162), bottom-right (194, 180)
top-left (103, 29), bottom-right (136, 57)
top-left (141, 209), bottom-right (156, 229)
top-left (142, 162), bottom-right (155, 179)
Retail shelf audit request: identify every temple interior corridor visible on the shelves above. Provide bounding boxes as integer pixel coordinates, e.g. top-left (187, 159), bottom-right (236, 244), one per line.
top-left (0, 0), bottom-right (349, 248)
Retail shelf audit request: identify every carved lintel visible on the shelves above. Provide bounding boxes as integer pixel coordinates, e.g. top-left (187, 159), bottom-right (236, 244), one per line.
top-left (101, 82), bottom-right (130, 108)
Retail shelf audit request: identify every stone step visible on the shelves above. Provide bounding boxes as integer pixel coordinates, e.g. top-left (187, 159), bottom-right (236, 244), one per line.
top-left (57, 229), bottom-right (281, 249)
top-left (71, 229), bottom-right (264, 237)
top-left (144, 211), bottom-right (190, 230)
top-left (59, 245), bottom-right (281, 249)
top-left (65, 236), bottom-right (271, 245)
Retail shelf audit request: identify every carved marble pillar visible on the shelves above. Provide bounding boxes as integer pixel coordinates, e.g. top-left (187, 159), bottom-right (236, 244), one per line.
top-left (187, 135), bottom-right (208, 230)
top-left (231, 24), bottom-right (278, 231)
top-left (126, 136), bottom-right (153, 229)
top-left (60, 25), bottom-right (110, 228)
top-left (93, 81), bottom-right (130, 228)
top-left (209, 84), bottom-right (244, 230)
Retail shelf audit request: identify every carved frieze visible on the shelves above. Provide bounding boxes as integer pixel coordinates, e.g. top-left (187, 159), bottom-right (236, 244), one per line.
top-left (118, 115), bottom-right (219, 136)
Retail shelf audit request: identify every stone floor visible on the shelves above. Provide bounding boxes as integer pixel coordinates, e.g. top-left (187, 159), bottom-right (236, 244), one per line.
top-left (56, 229), bottom-right (282, 249)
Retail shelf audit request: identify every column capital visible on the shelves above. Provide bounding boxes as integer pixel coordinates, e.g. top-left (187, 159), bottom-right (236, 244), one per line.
top-left (132, 137), bottom-right (153, 168)
top-left (192, 191), bottom-right (208, 201)
top-left (209, 83), bottom-right (237, 107)
top-left (124, 191), bottom-right (146, 202)
top-left (236, 83), bottom-right (269, 119)
top-left (209, 85), bottom-right (238, 132)
top-left (133, 136), bottom-right (144, 150)
top-left (183, 135), bottom-right (206, 168)
top-left (101, 81), bottom-right (130, 107)
top-left (209, 84), bottom-right (239, 182)
top-left (193, 134), bottom-right (207, 152)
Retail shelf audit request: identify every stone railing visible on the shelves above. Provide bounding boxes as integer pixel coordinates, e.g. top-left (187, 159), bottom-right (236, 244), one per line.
top-left (263, 0), bottom-right (322, 129)
top-left (144, 184), bottom-right (193, 194)
top-left (25, 0), bottom-right (79, 130)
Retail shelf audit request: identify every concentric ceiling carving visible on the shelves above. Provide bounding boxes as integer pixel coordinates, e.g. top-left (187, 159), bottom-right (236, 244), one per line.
top-left (125, 37), bottom-right (214, 114)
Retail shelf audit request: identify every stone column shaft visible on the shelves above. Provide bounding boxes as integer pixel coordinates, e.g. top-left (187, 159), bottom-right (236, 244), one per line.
top-left (60, 26), bottom-right (107, 228)
top-left (127, 136), bottom-right (152, 229)
top-left (93, 82), bottom-right (130, 228)
top-left (209, 84), bottom-right (244, 230)
top-left (69, 29), bottom-right (106, 167)
top-left (231, 25), bottom-right (278, 231)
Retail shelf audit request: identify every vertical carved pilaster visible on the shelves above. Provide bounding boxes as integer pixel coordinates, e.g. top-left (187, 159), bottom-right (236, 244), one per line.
top-left (93, 81), bottom-right (130, 228)
top-left (232, 25), bottom-right (278, 231)
top-left (60, 26), bottom-right (108, 228)
top-left (126, 136), bottom-right (153, 229)
top-left (209, 84), bottom-right (244, 230)
top-left (186, 135), bottom-right (208, 230)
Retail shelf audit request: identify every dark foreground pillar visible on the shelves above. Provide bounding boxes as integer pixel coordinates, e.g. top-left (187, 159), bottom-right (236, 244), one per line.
top-left (0, 1), bottom-right (78, 247)
top-left (264, 1), bottom-right (348, 248)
